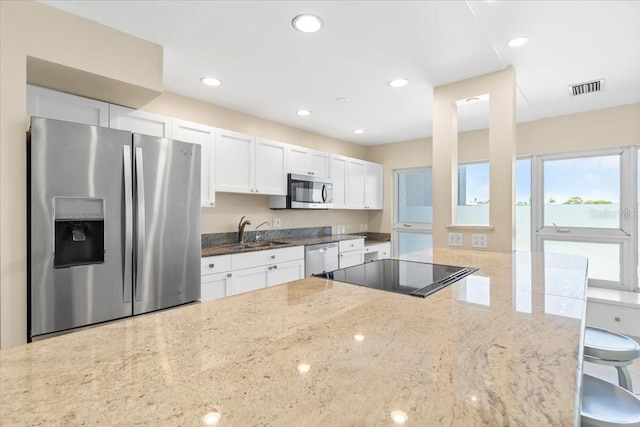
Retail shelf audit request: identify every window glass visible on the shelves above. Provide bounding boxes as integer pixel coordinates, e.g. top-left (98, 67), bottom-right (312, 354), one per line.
top-left (458, 162), bottom-right (489, 225)
top-left (543, 240), bottom-right (620, 282)
top-left (516, 159), bottom-right (531, 251)
top-left (543, 155), bottom-right (620, 228)
top-left (397, 232), bottom-right (432, 260)
top-left (397, 169), bottom-right (432, 224)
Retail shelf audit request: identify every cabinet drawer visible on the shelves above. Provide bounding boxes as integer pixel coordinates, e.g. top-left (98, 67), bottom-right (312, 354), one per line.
top-left (586, 301), bottom-right (640, 338)
top-left (339, 238), bottom-right (364, 252)
top-left (232, 246), bottom-right (304, 270)
top-left (201, 255), bottom-right (232, 276)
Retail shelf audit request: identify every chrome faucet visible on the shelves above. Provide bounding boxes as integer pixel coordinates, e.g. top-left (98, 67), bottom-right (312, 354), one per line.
top-left (254, 221), bottom-right (270, 242)
top-left (238, 216), bottom-right (252, 244)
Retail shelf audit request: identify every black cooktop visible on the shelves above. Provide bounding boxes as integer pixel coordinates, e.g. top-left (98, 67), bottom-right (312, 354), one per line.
top-left (319, 259), bottom-right (478, 298)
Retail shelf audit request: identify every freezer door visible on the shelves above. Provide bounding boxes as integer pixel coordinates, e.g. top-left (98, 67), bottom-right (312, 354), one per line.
top-left (29, 117), bottom-right (133, 337)
top-left (132, 134), bottom-right (201, 314)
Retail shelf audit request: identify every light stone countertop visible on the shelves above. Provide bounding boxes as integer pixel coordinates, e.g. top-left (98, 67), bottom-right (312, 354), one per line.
top-left (0, 249), bottom-right (588, 426)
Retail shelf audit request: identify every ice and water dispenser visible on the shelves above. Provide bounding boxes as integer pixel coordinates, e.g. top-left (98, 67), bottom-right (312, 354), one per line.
top-left (53, 197), bottom-right (105, 268)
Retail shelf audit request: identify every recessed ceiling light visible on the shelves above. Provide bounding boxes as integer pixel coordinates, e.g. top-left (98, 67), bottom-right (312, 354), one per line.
top-left (292, 14), bottom-right (323, 33)
top-left (465, 97), bottom-right (480, 103)
top-left (507, 37), bottom-right (528, 47)
top-left (201, 77), bottom-right (222, 87)
top-left (388, 78), bottom-right (409, 88)
top-left (296, 109), bottom-right (311, 116)
top-left (336, 97), bottom-right (351, 103)
top-left (202, 412), bottom-right (221, 425)
top-left (352, 129), bottom-right (365, 135)
top-left (391, 411), bottom-right (408, 424)
top-left (297, 363), bottom-right (311, 373)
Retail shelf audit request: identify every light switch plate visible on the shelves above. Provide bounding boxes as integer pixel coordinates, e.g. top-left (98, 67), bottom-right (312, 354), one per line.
top-left (272, 218), bottom-right (281, 228)
top-left (472, 233), bottom-right (487, 248)
top-left (448, 232), bottom-right (463, 246)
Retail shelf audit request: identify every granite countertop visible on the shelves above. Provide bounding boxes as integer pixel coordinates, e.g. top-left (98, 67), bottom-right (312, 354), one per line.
top-left (202, 234), bottom-right (365, 257)
top-left (0, 249), bottom-right (588, 425)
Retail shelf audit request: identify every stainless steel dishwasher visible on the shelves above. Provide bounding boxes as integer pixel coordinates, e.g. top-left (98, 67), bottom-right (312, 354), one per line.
top-left (305, 242), bottom-right (339, 277)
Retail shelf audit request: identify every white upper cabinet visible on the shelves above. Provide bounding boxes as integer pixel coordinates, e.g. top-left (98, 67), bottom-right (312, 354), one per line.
top-left (27, 84), bottom-right (109, 127)
top-left (172, 119), bottom-right (216, 207)
top-left (215, 131), bottom-right (287, 196)
top-left (346, 158), bottom-right (367, 208)
top-left (288, 145), bottom-right (330, 177)
top-left (255, 138), bottom-right (287, 195)
top-left (364, 162), bottom-right (383, 209)
top-left (329, 154), bottom-right (348, 209)
top-left (216, 130), bottom-right (255, 194)
top-left (342, 157), bottom-right (384, 210)
top-left (109, 105), bottom-right (172, 138)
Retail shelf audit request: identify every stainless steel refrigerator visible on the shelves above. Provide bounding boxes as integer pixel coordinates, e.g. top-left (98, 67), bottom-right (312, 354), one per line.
top-left (28, 117), bottom-right (201, 339)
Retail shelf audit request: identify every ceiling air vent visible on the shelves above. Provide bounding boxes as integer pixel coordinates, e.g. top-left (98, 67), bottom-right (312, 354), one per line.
top-left (568, 79), bottom-right (605, 96)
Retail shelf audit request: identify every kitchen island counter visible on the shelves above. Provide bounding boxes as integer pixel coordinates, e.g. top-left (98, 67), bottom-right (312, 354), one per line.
top-left (0, 249), bottom-right (588, 425)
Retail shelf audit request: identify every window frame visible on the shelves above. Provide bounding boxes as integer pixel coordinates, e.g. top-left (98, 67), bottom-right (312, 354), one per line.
top-left (531, 147), bottom-right (638, 292)
top-left (393, 167), bottom-right (433, 257)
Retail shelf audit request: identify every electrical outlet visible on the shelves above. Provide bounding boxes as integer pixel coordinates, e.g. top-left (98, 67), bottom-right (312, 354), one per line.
top-left (472, 233), bottom-right (487, 248)
top-left (448, 232), bottom-right (463, 246)
top-left (272, 218), bottom-right (281, 229)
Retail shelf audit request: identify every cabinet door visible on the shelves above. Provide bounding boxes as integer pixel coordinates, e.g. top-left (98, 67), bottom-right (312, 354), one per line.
top-left (364, 162), bottom-right (384, 209)
top-left (267, 259), bottom-right (305, 287)
top-left (109, 105), bottom-right (171, 137)
top-left (346, 159), bottom-right (366, 208)
top-left (173, 119), bottom-right (216, 207)
top-left (330, 154), bottom-right (348, 209)
top-left (308, 150), bottom-right (330, 177)
top-left (27, 84), bottom-right (109, 127)
top-left (201, 272), bottom-right (232, 302)
top-left (288, 145), bottom-right (311, 176)
top-left (339, 250), bottom-right (364, 269)
top-left (256, 138), bottom-right (287, 195)
top-left (229, 265), bottom-right (268, 296)
top-left (216, 130), bottom-right (255, 194)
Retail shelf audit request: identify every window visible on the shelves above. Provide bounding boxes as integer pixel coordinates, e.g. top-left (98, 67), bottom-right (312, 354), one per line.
top-left (457, 162), bottom-right (489, 225)
top-left (394, 168), bottom-right (432, 260)
top-left (533, 148), bottom-right (637, 291)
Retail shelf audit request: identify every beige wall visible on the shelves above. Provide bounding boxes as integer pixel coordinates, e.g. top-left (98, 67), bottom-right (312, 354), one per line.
top-left (367, 102), bottom-right (640, 235)
top-left (0, 1), bottom-right (162, 349)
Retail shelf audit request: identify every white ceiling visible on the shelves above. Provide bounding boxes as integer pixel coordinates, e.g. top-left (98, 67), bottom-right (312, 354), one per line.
top-left (41, 1), bottom-right (640, 146)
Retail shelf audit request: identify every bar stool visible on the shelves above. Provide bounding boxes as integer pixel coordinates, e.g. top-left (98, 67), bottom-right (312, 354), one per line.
top-left (581, 374), bottom-right (640, 427)
top-left (584, 326), bottom-right (640, 392)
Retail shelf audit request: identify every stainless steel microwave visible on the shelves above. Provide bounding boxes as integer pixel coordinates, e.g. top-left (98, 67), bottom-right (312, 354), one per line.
top-left (269, 174), bottom-right (333, 209)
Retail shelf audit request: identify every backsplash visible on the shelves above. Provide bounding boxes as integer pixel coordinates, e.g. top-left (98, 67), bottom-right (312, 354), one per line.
top-left (202, 226), bottom-right (332, 248)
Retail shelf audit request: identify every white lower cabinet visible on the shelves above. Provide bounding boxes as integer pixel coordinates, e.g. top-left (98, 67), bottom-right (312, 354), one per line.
top-left (364, 242), bottom-right (391, 263)
top-left (339, 238), bottom-right (365, 269)
top-left (267, 259), bottom-right (305, 286)
top-left (229, 265), bottom-right (269, 295)
top-left (200, 246), bottom-right (305, 301)
top-left (201, 272), bottom-right (232, 302)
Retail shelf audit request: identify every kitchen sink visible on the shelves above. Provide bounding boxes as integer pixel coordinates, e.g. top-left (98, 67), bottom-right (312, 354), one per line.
top-left (219, 241), bottom-right (289, 250)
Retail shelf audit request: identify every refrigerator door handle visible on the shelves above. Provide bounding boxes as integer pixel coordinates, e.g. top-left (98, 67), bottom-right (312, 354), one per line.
top-left (123, 146), bottom-right (133, 303)
top-left (134, 147), bottom-right (146, 302)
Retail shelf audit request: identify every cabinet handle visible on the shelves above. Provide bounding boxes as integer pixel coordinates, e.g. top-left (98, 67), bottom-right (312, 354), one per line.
top-left (209, 263), bottom-right (215, 268)
top-left (270, 255), bottom-right (276, 259)
top-left (403, 224), bottom-right (412, 227)
top-left (273, 265), bottom-right (278, 270)
top-left (268, 266), bottom-right (273, 270)
top-left (227, 273), bottom-right (232, 278)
